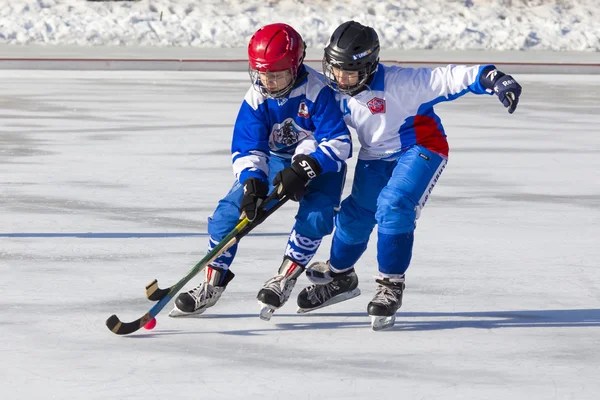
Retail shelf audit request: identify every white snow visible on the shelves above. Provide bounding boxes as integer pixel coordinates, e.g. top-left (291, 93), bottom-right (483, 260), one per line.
top-left (0, 0), bottom-right (599, 51)
top-left (1, 70), bottom-right (599, 399)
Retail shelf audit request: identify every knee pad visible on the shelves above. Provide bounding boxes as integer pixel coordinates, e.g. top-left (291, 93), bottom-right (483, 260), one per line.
top-left (376, 189), bottom-right (417, 235)
top-left (207, 200), bottom-right (243, 240)
top-left (294, 209), bottom-right (334, 238)
top-left (334, 197), bottom-right (376, 245)
top-left (295, 198), bottom-right (337, 238)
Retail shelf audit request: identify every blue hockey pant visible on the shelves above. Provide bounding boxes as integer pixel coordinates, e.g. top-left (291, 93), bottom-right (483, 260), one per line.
top-left (330, 145), bottom-right (447, 277)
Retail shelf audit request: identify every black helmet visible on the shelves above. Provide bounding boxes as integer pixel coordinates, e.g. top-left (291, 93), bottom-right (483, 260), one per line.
top-left (323, 21), bottom-right (380, 95)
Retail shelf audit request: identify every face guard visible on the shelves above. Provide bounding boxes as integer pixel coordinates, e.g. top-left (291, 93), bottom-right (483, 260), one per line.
top-left (249, 67), bottom-right (296, 99)
top-left (322, 57), bottom-right (374, 95)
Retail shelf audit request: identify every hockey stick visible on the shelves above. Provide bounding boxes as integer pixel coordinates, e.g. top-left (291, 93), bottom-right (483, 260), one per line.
top-left (145, 190), bottom-right (286, 302)
top-left (105, 191), bottom-right (288, 335)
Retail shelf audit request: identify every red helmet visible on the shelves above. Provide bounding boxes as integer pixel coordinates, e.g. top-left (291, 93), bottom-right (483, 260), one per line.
top-left (248, 23), bottom-right (305, 98)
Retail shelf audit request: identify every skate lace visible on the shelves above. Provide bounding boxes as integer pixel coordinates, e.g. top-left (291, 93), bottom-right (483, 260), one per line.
top-left (372, 284), bottom-right (401, 306)
top-left (306, 281), bottom-right (340, 304)
top-left (264, 274), bottom-right (295, 300)
top-left (190, 283), bottom-right (215, 307)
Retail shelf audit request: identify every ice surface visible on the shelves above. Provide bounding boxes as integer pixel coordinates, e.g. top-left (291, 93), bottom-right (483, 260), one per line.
top-left (1, 70), bottom-right (599, 399)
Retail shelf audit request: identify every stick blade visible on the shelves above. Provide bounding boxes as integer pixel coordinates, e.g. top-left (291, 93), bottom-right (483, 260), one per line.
top-left (145, 279), bottom-right (170, 302)
top-left (106, 314), bottom-right (149, 335)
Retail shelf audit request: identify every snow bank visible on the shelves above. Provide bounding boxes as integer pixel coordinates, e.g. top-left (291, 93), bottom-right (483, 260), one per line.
top-left (0, 0), bottom-right (599, 51)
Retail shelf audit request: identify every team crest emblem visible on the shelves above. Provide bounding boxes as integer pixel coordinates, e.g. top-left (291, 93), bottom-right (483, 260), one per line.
top-left (367, 97), bottom-right (386, 115)
top-left (298, 101), bottom-right (309, 118)
top-left (269, 118), bottom-right (311, 152)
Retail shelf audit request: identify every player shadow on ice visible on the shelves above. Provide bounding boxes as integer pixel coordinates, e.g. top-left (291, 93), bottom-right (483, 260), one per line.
top-left (129, 308), bottom-right (600, 337)
top-left (383, 308), bottom-right (600, 332)
top-left (268, 308), bottom-right (600, 334)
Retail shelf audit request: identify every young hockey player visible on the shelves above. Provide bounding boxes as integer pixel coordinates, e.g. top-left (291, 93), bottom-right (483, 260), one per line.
top-left (170, 23), bottom-right (352, 321)
top-left (296, 21), bottom-right (522, 330)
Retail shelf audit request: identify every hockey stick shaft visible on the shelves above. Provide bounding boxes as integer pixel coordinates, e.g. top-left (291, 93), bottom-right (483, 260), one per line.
top-left (106, 192), bottom-right (288, 335)
top-left (145, 190), bottom-right (286, 301)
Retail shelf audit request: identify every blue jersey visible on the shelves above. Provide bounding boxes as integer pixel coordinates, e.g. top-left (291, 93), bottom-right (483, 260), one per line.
top-left (231, 65), bottom-right (352, 185)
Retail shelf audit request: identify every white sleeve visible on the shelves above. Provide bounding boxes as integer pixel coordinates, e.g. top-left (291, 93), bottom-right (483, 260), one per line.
top-left (389, 64), bottom-right (491, 109)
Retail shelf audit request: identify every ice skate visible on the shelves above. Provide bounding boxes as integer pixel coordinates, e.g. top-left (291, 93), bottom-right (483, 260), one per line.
top-left (367, 276), bottom-right (405, 331)
top-left (257, 257), bottom-right (304, 321)
top-left (169, 266), bottom-right (235, 317)
top-left (296, 261), bottom-right (361, 313)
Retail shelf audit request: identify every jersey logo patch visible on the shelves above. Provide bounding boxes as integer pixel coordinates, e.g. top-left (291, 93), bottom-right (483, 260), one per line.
top-left (269, 118), bottom-right (311, 152)
top-left (367, 97), bottom-right (386, 114)
top-left (298, 101), bottom-right (310, 118)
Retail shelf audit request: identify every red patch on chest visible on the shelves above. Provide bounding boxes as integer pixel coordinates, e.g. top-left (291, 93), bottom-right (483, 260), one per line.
top-left (367, 97), bottom-right (386, 114)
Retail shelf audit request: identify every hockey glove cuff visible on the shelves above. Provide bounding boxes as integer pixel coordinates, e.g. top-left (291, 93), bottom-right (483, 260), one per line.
top-left (273, 154), bottom-right (322, 201)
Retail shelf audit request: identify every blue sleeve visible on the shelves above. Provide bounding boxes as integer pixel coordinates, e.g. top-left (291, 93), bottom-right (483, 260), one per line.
top-left (469, 64), bottom-right (496, 95)
top-left (231, 100), bottom-right (270, 185)
top-left (306, 87), bottom-right (352, 174)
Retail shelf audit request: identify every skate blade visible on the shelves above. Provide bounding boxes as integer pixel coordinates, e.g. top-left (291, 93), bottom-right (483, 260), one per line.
top-left (258, 302), bottom-right (276, 321)
top-left (168, 306), bottom-right (207, 318)
top-left (371, 315), bottom-right (396, 331)
top-left (297, 288), bottom-right (361, 314)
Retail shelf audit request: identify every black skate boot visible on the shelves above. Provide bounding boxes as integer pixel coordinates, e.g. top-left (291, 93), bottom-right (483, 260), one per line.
top-left (169, 266), bottom-right (235, 317)
top-left (257, 257), bottom-right (304, 321)
top-left (297, 261), bottom-right (361, 313)
top-left (367, 276), bottom-right (405, 331)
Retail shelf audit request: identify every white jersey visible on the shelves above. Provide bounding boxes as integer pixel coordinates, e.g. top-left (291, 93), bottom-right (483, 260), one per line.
top-left (336, 63), bottom-right (493, 160)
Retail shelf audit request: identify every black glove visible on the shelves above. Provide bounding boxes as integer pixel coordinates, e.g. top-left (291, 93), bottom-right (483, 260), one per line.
top-left (480, 66), bottom-right (522, 114)
top-left (273, 154), bottom-right (322, 201)
top-left (240, 178), bottom-right (268, 222)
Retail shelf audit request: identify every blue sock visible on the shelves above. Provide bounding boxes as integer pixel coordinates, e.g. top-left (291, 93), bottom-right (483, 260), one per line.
top-left (377, 231), bottom-right (414, 275)
top-left (208, 236), bottom-right (238, 275)
top-left (284, 229), bottom-right (322, 266)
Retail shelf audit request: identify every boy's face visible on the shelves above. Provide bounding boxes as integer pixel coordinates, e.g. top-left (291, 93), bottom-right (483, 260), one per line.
top-left (331, 67), bottom-right (360, 89)
top-left (258, 70), bottom-right (294, 93)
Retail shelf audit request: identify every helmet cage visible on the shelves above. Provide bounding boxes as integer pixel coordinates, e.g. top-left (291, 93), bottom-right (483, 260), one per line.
top-left (249, 66), bottom-right (297, 99)
top-left (322, 57), bottom-right (377, 95)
